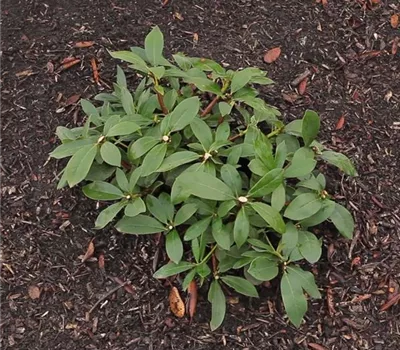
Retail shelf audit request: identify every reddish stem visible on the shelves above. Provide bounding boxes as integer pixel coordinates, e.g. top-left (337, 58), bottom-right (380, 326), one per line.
top-left (157, 92), bottom-right (168, 114)
top-left (200, 96), bottom-right (220, 117)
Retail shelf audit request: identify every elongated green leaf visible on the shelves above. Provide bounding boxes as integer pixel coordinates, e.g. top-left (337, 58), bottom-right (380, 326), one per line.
top-left (173, 53), bottom-right (192, 71)
top-left (50, 139), bottom-right (96, 159)
top-left (184, 216), bottom-right (212, 241)
top-left (221, 164), bottom-right (242, 196)
top-left (166, 229), bottom-right (183, 263)
top-left (218, 102), bottom-right (232, 116)
top-left (106, 121), bottom-right (140, 137)
top-left (247, 239), bottom-right (275, 252)
top-left (141, 143), bottom-right (167, 176)
top-left (149, 66), bottom-right (165, 80)
top-left (329, 203), bottom-right (354, 239)
top-left (221, 276), bottom-right (259, 297)
top-left (212, 217), bottom-right (231, 250)
top-left (281, 222), bottom-right (299, 258)
top-left (120, 87), bottom-right (135, 115)
top-left (153, 261), bottom-right (194, 279)
top-left (285, 147), bottom-right (316, 178)
top-left (248, 169), bottom-right (284, 197)
top-left (231, 68), bottom-right (253, 93)
top-left (182, 268), bottom-right (197, 290)
top-left (163, 89), bottom-right (178, 112)
top-left (249, 202), bottom-right (286, 234)
top-left (145, 25), bottom-right (164, 66)
top-left (129, 137), bottom-right (160, 160)
top-left (217, 200), bottom-right (236, 218)
top-left (116, 65), bottom-right (127, 87)
top-left (95, 201), bottom-right (126, 229)
top-left (124, 198), bottom-right (146, 217)
top-left (83, 181), bottom-right (124, 200)
top-left (248, 257), bottom-right (279, 281)
top-left (254, 133), bottom-right (274, 169)
top-left (300, 199), bottom-right (335, 228)
top-left (163, 97), bottom-right (200, 133)
top-left (297, 175), bottom-right (322, 191)
top-left (284, 193), bottom-right (322, 221)
top-left (190, 117), bottom-right (213, 150)
top-left (320, 151), bottom-right (357, 176)
top-left (86, 162), bottom-right (116, 182)
top-left (301, 110), bottom-right (320, 147)
top-left (157, 151), bottom-right (199, 172)
top-left (65, 144), bottom-right (98, 187)
top-left (285, 119), bottom-right (302, 137)
top-left (275, 141), bottom-right (287, 168)
top-left (174, 203), bottom-right (197, 226)
top-left (81, 99), bottom-right (99, 119)
top-left (271, 184), bottom-right (286, 212)
top-left (100, 141), bottom-right (121, 167)
top-left (115, 214), bottom-right (165, 234)
top-left (281, 271), bottom-right (307, 327)
top-left (146, 194), bottom-right (169, 224)
top-left (286, 266), bottom-right (321, 298)
top-left (128, 167), bottom-right (142, 192)
top-left (298, 231), bottom-right (321, 263)
top-left (183, 77), bottom-right (222, 95)
top-left (109, 50), bottom-right (148, 73)
top-left (176, 171), bottom-right (235, 201)
top-left (115, 168), bottom-right (129, 192)
top-left (208, 280), bottom-right (226, 331)
top-left (215, 121), bottom-right (230, 142)
top-left (234, 207), bottom-right (249, 248)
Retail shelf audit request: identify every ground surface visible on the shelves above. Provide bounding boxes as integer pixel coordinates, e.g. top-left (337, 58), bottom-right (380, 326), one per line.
top-left (1, 0), bottom-right (400, 349)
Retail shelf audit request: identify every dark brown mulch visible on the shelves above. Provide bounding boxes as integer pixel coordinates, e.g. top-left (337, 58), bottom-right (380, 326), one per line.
top-left (1, 0), bottom-right (400, 349)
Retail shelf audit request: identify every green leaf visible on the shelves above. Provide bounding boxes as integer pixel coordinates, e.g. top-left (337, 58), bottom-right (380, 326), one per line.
top-left (285, 147), bottom-right (316, 178)
top-left (190, 117), bottom-right (213, 149)
top-left (157, 151), bottom-right (199, 172)
top-left (247, 257), bottom-right (279, 281)
top-left (320, 151), bottom-right (357, 176)
top-left (248, 169), bottom-right (284, 198)
top-left (106, 121), bottom-right (140, 137)
top-left (301, 110), bottom-right (320, 147)
top-left (220, 164), bottom-right (242, 196)
top-left (298, 231), bottom-right (322, 263)
top-left (221, 276), bottom-right (259, 297)
top-left (219, 102), bottom-right (232, 116)
top-left (217, 200), bottom-right (236, 219)
top-left (249, 202), bottom-right (286, 234)
top-left (109, 50), bottom-right (148, 73)
top-left (149, 66), bottom-right (165, 80)
top-left (231, 68), bottom-right (254, 93)
top-left (124, 198), bottom-right (146, 217)
top-left (153, 261), bottom-right (194, 279)
top-left (129, 137), bottom-right (160, 160)
top-left (329, 203), bottom-right (354, 239)
top-left (281, 271), bottom-right (307, 327)
top-left (144, 25), bottom-right (164, 66)
top-left (284, 193), bottom-right (322, 221)
top-left (247, 239), bottom-right (275, 252)
top-left (163, 97), bottom-right (200, 133)
top-left (85, 163), bottom-right (116, 182)
top-left (184, 216), bottom-right (212, 241)
top-left (81, 99), bottom-right (99, 119)
top-left (100, 141), bottom-right (121, 167)
top-left (115, 168), bottom-right (129, 192)
top-left (175, 171), bottom-right (235, 201)
top-left (115, 214), bottom-right (165, 234)
top-left (234, 207), bottom-right (249, 248)
top-left (158, 193), bottom-right (175, 222)
top-left (215, 122), bottom-right (230, 141)
top-left (166, 229), bottom-right (183, 263)
top-left (196, 262), bottom-right (211, 278)
top-left (212, 218), bottom-right (231, 250)
top-left (182, 268), bottom-right (197, 290)
top-left (183, 77), bottom-right (222, 96)
top-left (297, 175), bottom-right (323, 191)
top-left (141, 143), bottom-right (167, 176)
top-left (174, 203), bottom-right (197, 226)
top-left (120, 87), bottom-right (135, 115)
top-left (276, 134), bottom-right (300, 154)
top-left (286, 266), bottom-right (321, 299)
top-left (116, 65), bottom-right (127, 87)
top-left (316, 173), bottom-right (326, 189)
top-left (50, 139), bottom-right (96, 159)
top-left (300, 199), bottom-right (335, 228)
top-left (83, 181), bottom-right (124, 200)
top-left (146, 194), bottom-right (169, 224)
top-left (285, 119), bottom-right (302, 137)
top-left (254, 133), bottom-right (274, 169)
top-left (164, 89), bottom-right (178, 112)
top-left (128, 167), bottom-right (142, 193)
top-left (281, 222), bottom-right (299, 258)
top-left (65, 144), bottom-right (98, 187)
top-left (173, 53), bottom-right (192, 71)
top-left (208, 280), bottom-right (226, 331)
top-left (95, 201), bottom-right (126, 229)
top-left (274, 141), bottom-right (287, 168)
top-left (271, 184), bottom-right (286, 212)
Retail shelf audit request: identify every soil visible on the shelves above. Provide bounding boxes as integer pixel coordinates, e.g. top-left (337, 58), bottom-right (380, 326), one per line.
top-left (1, 0), bottom-right (400, 349)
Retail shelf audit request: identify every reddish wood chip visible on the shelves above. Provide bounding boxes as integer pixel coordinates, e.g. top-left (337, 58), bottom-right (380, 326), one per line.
top-left (298, 78), bottom-right (308, 95)
top-left (380, 293), bottom-right (400, 311)
top-left (28, 285), bottom-right (41, 300)
top-left (392, 37), bottom-right (399, 55)
top-left (335, 115), bottom-right (345, 130)
top-left (309, 343), bottom-right (328, 350)
top-left (65, 94), bottom-right (81, 106)
top-left (82, 239), bottom-right (95, 263)
top-left (75, 41), bottom-right (95, 48)
top-left (391, 14), bottom-right (399, 29)
top-left (187, 280), bottom-right (198, 321)
top-left (263, 47), bottom-right (281, 63)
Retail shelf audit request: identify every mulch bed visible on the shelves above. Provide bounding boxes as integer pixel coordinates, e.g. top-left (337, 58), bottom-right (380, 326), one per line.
top-left (1, 0), bottom-right (399, 349)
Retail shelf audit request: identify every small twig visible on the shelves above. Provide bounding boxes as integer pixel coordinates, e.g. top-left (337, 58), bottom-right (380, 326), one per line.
top-left (291, 69), bottom-right (311, 86)
top-left (156, 91), bottom-right (169, 114)
top-left (228, 133), bottom-right (243, 142)
top-left (88, 282), bottom-right (127, 314)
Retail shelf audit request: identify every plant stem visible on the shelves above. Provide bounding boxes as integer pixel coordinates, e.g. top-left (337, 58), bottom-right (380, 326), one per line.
top-left (198, 244), bottom-right (217, 266)
top-left (266, 127), bottom-right (284, 139)
top-left (112, 138), bottom-right (129, 149)
top-left (265, 234), bottom-right (285, 261)
top-left (200, 80), bottom-right (230, 118)
top-left (156, 91), bottom-right (169, 114)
